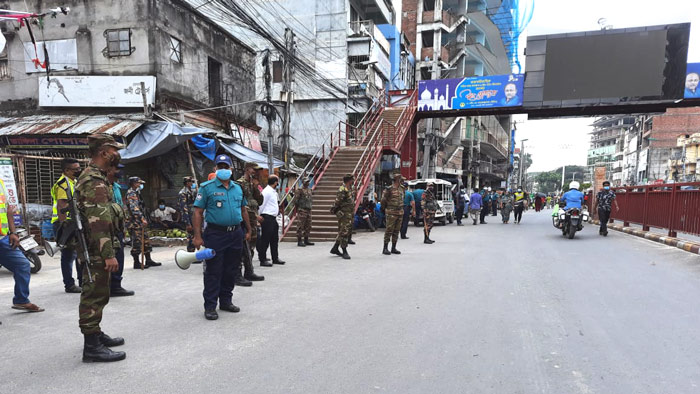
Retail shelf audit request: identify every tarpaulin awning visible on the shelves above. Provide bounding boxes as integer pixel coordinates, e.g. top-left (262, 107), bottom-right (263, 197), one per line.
top-left (191, 135), bottom-right (217, 160)
top-left (119, 122), bottom-right (210, 163)
top-left (220, 140), bottom-right (284, 169)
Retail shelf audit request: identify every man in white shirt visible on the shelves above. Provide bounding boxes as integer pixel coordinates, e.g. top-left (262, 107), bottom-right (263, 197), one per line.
top-left (257, 175), bottom-right (286, 267)
top-left (152, 199), bottom-right (181, 229)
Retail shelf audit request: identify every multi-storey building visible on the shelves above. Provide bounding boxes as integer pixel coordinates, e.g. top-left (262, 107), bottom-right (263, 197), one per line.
top-left (587, 115), bottom-right (636, 186)
top-left (403, 0), bottom-right (514, 190)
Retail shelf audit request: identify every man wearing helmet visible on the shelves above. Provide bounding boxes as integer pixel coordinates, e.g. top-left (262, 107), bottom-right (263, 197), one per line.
top-left (561, 181), bottom-right (584, 211)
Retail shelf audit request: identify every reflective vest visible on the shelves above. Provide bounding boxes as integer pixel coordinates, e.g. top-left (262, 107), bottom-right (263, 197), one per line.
top-left (0, 178), bottom-right (10, 236)
top-left (51, 175), bottom-right (75, 223)
top-left (514, 191), bottom-right (526, 202)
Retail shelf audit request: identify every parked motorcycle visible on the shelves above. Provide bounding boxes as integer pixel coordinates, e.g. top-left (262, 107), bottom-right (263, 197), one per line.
top-left (355, 204), bottom-right (376, 232)
top-left (553, 206), bottom-right (589, 239)
top-left (16, 228), bottom-right (43, 274)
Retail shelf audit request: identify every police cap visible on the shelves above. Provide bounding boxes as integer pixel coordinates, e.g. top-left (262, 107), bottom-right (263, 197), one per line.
top-left (129, 176), bottom-right (145, 185)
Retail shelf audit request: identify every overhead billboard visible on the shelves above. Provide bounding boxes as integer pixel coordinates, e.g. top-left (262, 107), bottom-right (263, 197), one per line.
top-left (523, 23), bottom-right (690, 108)
top-left (418, 74), bottom-right (524, 111)
top-left (685, 63), bottom-right (700, 99)
top-left (39, 76), bottom-right (156, 107)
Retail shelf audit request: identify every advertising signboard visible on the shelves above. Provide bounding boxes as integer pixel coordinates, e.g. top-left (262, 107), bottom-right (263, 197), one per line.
top-left (0, 157), bottom-right (22, 225)
top-left (39, 76), bottom-right (156, 107)
top-left (418, 74), bottom-right (524, 111)
top-left (685, 63), bottom-right (700, 99)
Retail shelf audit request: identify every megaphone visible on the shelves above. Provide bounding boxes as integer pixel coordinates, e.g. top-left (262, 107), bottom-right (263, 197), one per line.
top-left (175, 248), bottom-right (216, 270)
top-left (43, 240), bottom-right (62, 258)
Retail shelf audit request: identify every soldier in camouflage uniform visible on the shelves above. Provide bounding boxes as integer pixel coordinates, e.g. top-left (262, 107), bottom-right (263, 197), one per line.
top-left (330, 174), bottom-right (354, 260)
top-left (235, 162), bottom-right (265, 284)
top-left (381, 173), bottom-right (405, 255)
top-left (76, 134), bottom-right (126, 362)
top-left (293, 177), bottom-right (314, 247)
top-left (126, 176), bottom-right (161, 269)
top-left (178, 176), bottom-right (197, 252)
top-left (421, 182), bottom-right (437, 244)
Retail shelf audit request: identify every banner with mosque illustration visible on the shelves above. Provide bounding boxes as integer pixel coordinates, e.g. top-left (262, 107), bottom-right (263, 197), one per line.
top-left (417, 74), bottom-right (524, 111)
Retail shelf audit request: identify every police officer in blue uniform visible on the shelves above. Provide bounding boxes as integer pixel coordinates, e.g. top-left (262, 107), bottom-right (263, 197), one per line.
top-left (192, 154), bottom-right (252, 321)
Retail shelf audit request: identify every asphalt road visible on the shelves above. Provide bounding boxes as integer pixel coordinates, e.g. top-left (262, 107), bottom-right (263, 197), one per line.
top-left (2, 210), bottom-right (700, 394)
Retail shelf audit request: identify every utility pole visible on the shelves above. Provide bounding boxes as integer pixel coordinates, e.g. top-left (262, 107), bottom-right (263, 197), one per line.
top-left (519, 139), bottom-right (528, 187)
top-left (560, 164), bottom-right (566, 191)
top-left (282, 28), bottom-right (295, 171)
top-left (262, 49), bottom-right (275, 172)
top-left (421, 55), bottom-right (440, 179)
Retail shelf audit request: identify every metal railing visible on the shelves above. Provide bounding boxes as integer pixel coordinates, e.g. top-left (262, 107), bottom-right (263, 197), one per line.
top-left (609, 182), bottom-right (700, 237)
top-left (279, 90), bottom-right (386, 238)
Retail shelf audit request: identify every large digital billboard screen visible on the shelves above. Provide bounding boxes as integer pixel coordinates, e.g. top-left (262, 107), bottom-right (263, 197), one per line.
top-left (524, 23), bottom-right (690, 108)
top-left (418, 74), bottom-right (524, 111)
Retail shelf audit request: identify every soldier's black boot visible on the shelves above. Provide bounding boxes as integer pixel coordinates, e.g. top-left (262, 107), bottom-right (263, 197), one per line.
top-left (99, 332), bottom-right (125, 347)
top-left (423, 232), bottom-right (434, 244)
top-left (341, 247), bottom-right (351, 260)
top-left (131, 253), bottom-right (148, 269)
top-left (304, 237), bottom-right (315, 246)
top-left (83, 333), bottom-right (126, 363)
top-left (297, 236), bottom-right (306, 247)
top-left (330, 242), bottom-right (342, 256)
top-left (382, 242), bottom-right (391, 255)
top-left (391, 242), bottom-right (401, 254)
top-left (144, 253), bottom-right (162, 267)
top-left (347, 234), bottom-right (356, 245)
top-left (243, 254), bottom-right (264, 281)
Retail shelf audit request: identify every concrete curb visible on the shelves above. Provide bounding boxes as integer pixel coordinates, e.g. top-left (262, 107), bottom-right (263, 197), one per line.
top-left (591, 220), bottom-right (700, 255)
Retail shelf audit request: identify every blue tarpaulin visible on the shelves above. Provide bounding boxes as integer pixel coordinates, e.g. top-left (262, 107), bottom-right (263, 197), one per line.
top-left (191, 135), bottom-right (217, 160)
top-left (220, 140), bottom-right (284, 169)
top-left (119, 122), bottom-right (209, 163)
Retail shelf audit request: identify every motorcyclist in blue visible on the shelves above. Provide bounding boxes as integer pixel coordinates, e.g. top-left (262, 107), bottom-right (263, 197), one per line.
top-left (561, 181), bottom-right (584, 210)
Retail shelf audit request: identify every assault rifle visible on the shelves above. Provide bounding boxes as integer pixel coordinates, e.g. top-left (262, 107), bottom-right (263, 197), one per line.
top-left (58, 177), bottom-right (93, 283)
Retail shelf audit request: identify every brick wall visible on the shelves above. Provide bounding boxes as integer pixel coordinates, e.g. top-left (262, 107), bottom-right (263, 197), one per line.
top-left (402, 0), bottom-right (418, 56)
top-left (651, 107), bottom-right (700, 148)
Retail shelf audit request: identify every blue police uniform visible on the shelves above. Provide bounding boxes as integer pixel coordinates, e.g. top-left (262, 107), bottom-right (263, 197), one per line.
top-left (194, 177), bottom-right (247, 311)
top-left (400, 190), bottom-right (414, 238)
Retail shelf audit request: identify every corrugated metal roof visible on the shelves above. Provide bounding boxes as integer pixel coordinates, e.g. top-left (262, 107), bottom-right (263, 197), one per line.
top-left (0, 114), bottom-right (146, 137)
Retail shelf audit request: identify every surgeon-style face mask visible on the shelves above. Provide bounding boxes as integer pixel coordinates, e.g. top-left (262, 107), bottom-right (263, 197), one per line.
top-left (216, 169), bottom-right (232, 181)
top-left (604, 186), bottom-right (610, 190)
top-left (138, 184), bottom-right (144, 191)
top-left (159, 205), bottom-right (165, 210)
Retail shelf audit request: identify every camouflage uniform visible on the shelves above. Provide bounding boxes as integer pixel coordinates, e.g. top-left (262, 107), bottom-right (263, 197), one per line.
top-left (381, 183), bottom-right (405, 244)
top-left (295, 187), bottom-right (313, 239)
top-left (333, 184), bottom-right (354, 248)
top-left (177, 185), bottom-right (195, 248)
top-left (76, 164), bottom-right (120, 335)
top-left (422, 188), bottom-right (437, 237)
top-left (126, 187), bottom-right (151, 254)
top-left (236, 175), bottom-right (263, 256)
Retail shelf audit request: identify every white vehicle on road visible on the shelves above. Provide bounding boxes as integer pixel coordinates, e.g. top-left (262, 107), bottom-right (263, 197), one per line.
top-left (407, 179), bottom-right (455, 225)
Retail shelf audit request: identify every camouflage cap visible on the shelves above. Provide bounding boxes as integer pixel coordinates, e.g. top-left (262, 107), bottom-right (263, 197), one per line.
top-left (393, 172), bottom-right (404, 179)
top-left (302, 177), bottom-right (311, 184)
top-left (87, 133), bottom-right (124, 151)
top-left (244, 161), bottom-right (263, 170)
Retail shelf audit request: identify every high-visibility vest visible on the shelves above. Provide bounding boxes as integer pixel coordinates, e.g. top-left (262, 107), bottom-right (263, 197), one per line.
top-left (0, 178), bottom-right (10, 236)
top-left (51, 175), bottom-right (75, 223)
top-left (514, 191), bottom-right (526, 201)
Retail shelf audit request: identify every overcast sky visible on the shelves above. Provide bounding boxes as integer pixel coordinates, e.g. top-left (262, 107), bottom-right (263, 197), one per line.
top-left (516, 0), bottom-right (700, 173)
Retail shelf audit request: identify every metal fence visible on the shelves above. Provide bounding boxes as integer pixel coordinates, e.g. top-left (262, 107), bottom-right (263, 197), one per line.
top-left (610, 182), bottom-right (700, 237)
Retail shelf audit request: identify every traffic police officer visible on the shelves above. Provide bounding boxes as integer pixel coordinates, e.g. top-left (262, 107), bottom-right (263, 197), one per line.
top-left (193, 154), bottom-right (252, 321)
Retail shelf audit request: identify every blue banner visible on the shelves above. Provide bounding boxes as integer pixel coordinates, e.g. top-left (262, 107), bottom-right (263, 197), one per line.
top-left (418, 74), bottom-right (524, 111)
top-left (685, 63), bottom-right (700, 99)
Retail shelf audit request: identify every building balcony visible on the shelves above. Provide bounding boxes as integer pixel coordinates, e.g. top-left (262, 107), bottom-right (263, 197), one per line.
top-left (354, 0), bottom-right (393, 25)
top-left (478, 160), bottom-right (507, 179)
top-left (422, 10), bottom-right (457, 26)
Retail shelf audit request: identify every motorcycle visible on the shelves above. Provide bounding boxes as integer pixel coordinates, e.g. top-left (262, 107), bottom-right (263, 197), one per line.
top-left (16, 228), bottom-right (43, 274)
top-left (553, 206), bottom-right (589, 239)
top-left (354, 204), bottom-right (375, 232)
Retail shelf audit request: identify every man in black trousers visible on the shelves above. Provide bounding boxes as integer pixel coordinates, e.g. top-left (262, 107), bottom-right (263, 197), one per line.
top-left (257, 175), bottom-right (286, 266)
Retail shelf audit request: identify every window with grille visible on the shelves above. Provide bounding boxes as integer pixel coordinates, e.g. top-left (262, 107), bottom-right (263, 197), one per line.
top-left (23, 158), bottom-right (63, 206)
top-left (169, 36), bottom-right (182, 63)
top-left (104, 29), bottom-right (133, 57)
top-left (0, 37), bottom-right (9, 80)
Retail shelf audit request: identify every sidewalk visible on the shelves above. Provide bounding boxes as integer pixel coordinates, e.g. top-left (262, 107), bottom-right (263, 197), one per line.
top-left (592, 219), bottom-right (700, 255)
